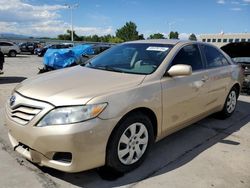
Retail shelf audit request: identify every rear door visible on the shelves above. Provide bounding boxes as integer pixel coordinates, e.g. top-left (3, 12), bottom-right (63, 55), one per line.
top-left (200, 44), bottom-right (233, 110)
top-left (161, 44), bottom-right (210, 134)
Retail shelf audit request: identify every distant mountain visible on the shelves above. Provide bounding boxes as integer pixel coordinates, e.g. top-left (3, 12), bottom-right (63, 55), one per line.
top-left (0, 33), bottom-right (32, 39)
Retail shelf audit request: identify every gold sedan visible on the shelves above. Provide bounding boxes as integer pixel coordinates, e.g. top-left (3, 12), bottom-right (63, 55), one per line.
top-left (5, 40), bottom-right (242, 173)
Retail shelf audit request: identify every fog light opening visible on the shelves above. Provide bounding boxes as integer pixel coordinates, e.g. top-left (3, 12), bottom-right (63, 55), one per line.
top-left (52, 152), bottom-right (72, 163)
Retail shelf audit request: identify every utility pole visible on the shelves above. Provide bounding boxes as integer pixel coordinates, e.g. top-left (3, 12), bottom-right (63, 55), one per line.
top-left (65, 3), bottom-right (79, 42)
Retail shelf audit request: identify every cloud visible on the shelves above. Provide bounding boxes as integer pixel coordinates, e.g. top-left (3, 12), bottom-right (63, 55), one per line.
top-left (179, 33), bottom-right (190, 40)
top-left (231, 1), bottom-right (240, 4)
top-left (86, 13), bottom-right (111, 26)
top-left (217, 0), bottom-right (226, 4)
top-left (243, 0), bottom-right (250, 2)
top-left (121, 0), bottom-right (138, 5)
top-left (0, 0), bottom-right (113, 37)
top-left (230, 7), bottom-right (242, 10)
top-left (0, 0), bottom-right (65, 21)
top-left (74, 26), bottom-right (113, 36)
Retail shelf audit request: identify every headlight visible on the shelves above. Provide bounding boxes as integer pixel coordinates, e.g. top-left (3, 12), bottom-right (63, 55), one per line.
top-left (37, 103), bottom-right (107, 127)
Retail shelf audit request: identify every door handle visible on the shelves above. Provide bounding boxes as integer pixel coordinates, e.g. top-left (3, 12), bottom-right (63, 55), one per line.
top-left (201, 75), bottom-right (209, 82)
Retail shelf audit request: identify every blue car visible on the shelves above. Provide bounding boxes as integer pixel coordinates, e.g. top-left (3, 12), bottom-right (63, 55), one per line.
top-left (39, 44), bottom-right (112, 73)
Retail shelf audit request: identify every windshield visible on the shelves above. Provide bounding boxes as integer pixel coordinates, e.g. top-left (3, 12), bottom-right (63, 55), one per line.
top-left (233, 57), bottom-right (250, 64)
top-left (44, 44), bottom-right (52, 48)
top-left (84, 43), bottom-right (173, 75)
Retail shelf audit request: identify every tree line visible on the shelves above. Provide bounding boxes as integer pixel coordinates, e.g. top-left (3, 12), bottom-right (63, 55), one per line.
top-left (57, 21), bottom-right (197, 43)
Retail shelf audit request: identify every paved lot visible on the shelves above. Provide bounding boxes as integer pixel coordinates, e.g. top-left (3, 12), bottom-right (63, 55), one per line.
top-left (0, 55), bottom-right (250, 188)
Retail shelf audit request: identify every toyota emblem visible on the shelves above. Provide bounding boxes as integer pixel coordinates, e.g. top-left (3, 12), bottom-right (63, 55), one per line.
top-left (9, 95), bottom-right (16, 107)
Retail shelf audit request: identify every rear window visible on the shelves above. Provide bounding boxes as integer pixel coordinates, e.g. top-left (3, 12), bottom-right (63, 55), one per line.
top-left (203, 45), bottom-right (230, 68)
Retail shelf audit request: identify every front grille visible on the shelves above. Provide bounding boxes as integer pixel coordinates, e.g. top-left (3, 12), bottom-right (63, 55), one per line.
top-left (7, 105), bottom-right (42, 125)
top-left (6, 92), bottom-right (54, 126)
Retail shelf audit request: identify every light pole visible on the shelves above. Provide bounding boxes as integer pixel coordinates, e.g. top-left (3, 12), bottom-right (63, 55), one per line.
top-left (65, 3), bottom-right (79, 42)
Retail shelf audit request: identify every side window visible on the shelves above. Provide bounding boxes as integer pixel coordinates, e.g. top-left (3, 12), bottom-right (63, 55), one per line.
top-left (93, 47), bottom-right (101, 55)
top-left (100, 47), bottom-right (109, 53)
top-left (1, 42), bottom-right (12, 46)
top-left (203, 45), bottom-right (229, 68)
top-left (51, 45), bottom-right (56, 49)
top-left (171, 44), bottom-right (203, 71)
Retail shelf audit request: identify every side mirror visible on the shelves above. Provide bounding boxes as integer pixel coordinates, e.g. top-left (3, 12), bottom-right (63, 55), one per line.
top-left (167, 64), bottom-right (192, 77)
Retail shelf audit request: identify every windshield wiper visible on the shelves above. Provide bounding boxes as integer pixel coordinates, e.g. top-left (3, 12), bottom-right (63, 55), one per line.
top-left (94, 65), bottom-right (125, 73)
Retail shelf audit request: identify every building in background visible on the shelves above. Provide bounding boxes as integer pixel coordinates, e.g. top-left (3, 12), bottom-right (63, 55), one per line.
top-left (199, 32), bottom-right (250, 48)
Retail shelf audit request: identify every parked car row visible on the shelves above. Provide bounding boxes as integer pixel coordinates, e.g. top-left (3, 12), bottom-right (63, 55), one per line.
top-left (0, 41), bottom-right (74, 57)
top-left (35, 43), bottom-right (73, 57)
top-left (19, 42), bottom-right (41, 54)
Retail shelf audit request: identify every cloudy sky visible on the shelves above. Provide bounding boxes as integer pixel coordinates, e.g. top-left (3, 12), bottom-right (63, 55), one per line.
top-left (0, 0), bottom-right (249, 38)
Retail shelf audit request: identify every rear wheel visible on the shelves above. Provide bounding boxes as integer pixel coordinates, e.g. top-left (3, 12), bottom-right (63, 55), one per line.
top-left (247, 88), bottom-right (250, 95)
top-left (8, 50), bottom-right (17, 57)
top-left (217, 87), bottom-right (238, 119)
top-left (106, 112), bottom-right (154, 173)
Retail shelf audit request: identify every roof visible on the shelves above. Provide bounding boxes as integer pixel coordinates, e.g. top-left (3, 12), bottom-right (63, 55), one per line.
top-left (125, 39), bottom-right (181, 45)
top-left (125, 39), bottom-right (204, 46)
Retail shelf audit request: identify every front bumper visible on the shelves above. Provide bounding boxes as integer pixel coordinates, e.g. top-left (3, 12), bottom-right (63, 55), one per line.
top-left (5, 105), bottom-right (118, 173)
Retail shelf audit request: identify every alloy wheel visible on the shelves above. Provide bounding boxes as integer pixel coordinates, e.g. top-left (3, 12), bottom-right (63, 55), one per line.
top-left (117, 122), bottom-right (148, 165)
top-left (226, 90), bottom-right (237, 113)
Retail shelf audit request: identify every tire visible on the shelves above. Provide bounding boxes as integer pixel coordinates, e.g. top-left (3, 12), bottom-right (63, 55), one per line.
top-left (8, 50), bottom-right (17, 57)
top-left (70, 62), bottom-right (77, 67)
top-left (38, 52), bottom-right (44, 57)
top-left (106, 112), bottom-right (154, 173)
top-left (217, 87), bottom-right (238, 119)
top-left (38, 66), bottom-right (53, 74)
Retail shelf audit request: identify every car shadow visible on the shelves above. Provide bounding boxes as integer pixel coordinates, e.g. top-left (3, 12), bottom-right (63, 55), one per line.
top-left (0, 76), bottom-right (27, 84)
top-left (38, 100), bottom-right (250, 188)
top-left (5, 55), bottom-right (29, 58)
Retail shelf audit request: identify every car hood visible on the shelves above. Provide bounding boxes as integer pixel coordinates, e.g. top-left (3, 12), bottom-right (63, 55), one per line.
top-left (16, 66), bottom-right (146, 106)
top-left (221, 42), bottom-right (250, 58)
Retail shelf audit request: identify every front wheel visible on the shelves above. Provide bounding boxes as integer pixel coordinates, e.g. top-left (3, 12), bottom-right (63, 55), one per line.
top-left (106, 112), bottom-right (154, 173)
top-left (38, 66), bottom-right (53, 74)
top-left (217, 87), bottom-right (238, 119)
top-left (8, 50), bottom-right (17, 57)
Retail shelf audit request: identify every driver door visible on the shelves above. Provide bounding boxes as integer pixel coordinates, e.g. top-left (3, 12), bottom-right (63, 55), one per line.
top-left (161, 44), bottom-right (209, 135)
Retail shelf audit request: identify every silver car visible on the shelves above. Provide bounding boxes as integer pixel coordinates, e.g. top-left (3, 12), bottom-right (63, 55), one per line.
top-left (0, 41), bottom-right (21, 57)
